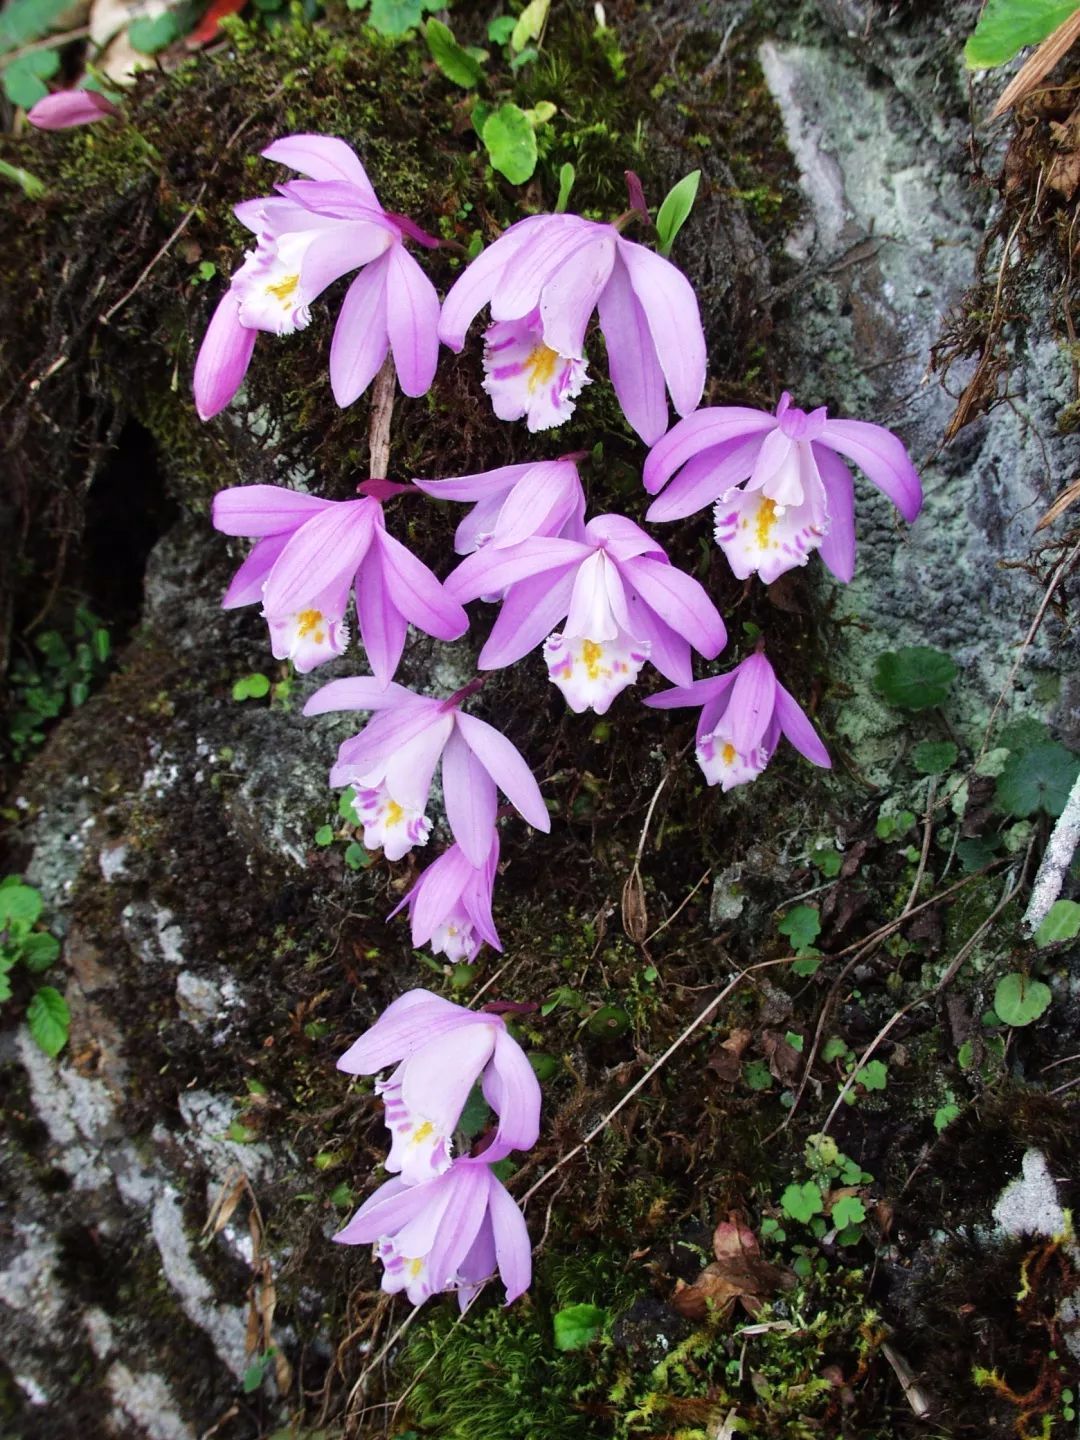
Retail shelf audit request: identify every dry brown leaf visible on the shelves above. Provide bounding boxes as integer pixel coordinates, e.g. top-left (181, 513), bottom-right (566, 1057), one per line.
top-left (760, 1030), bottom-right (803, 1087)
top-left (706, 1028), bottom-right (752, 1084)
top-left (621, 869), bottom-right (648, 943)
top-left (203, 1172), bottom-right (247, 1238)
top-left (992, 9), bottom-right (1080, 118)
top-left (672, 1215), bottom-right (792, 1321)
top-left (1036, 474), bottom-right (1080, 530)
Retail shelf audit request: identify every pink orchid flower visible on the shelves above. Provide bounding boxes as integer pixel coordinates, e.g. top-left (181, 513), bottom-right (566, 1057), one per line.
top-left (335, 1157), bottom-right (532, 1308)
top-left (303, 678), bottom-right (550, 864)
top-left (27, 89), bottom-right (120, 130)
top-left (643, 392), bottom-right (923, 585)
top-left (412, 457), bottom-right (586, 557)
top-left (645, 651), bottom-right (830, 790)
top-left (389, 834), bottom-right (502, 963)
top-left (445, 515), bottom-right (727, 715)
top-left (338, 988), bottom-right (539, 1182)
top-left (212, 481), bottom-right (466, 681)
top-left (438, 213), bottom-right (705, 444)
top-left (194, 134), bottom-right (441, 420)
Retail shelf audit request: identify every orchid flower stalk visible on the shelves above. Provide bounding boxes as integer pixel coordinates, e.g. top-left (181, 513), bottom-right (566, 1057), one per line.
top-left (303, 678), bottom-right (550, 863)
top-left (389, 834), bottom-right (502, 963)
top-left (412, 457), bottom-right (586, 556)
top-left (337, 988), bottom-right (539, 1181)
top-left (445, 515), bottom-right (726, 714)
top-left (644, 651), bottom-right (830, 789)
top-left (194, 134), bottom-right (441, 420)
top-left (335, 1158), bottom-right (532, 1307)
top-left (438, 213), bottom-right (706, 444)
top-left (211, 481), bottom-right (466, 680)
top-left (643, 392), bottom-right (923, 584)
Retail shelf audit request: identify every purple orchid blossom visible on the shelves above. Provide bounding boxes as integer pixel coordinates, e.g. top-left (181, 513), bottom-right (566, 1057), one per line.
top-left (303, 678), bottom-right (550, 864)
top-left (438, 213), bottom-right (706, 445)
top-left (337, 988), bottom-right (540, 1183)
top-left (335, 1157), bottom-right (532, 1308)
top-left (193, 134), bottom-right (441, 420)
top-left (643, 392), bottom-right (923, 585)
top-left (27, 89), bottom-right (120, 129)
top-left (445, 515), bottom-right (727, 715)
top-left (389, 834), bottom-right (502, 963)
top-left (412, 457), bottom-right (586, 557)
top-left (644, 651), bottom-right (831, 790)
top-left (211, 480), bottom-right (466, 681)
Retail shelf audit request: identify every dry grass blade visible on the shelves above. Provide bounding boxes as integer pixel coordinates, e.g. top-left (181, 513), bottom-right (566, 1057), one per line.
top-left (1035, 473), bottom-right (1080, 530)
top-left (992, 9), bottom-right (1080, 119)
top-left (881, 1341), bottom-right (933, 1417)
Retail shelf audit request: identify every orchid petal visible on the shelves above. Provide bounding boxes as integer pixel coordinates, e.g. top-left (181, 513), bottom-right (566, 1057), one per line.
top-left (412, 463), bottom-right (532, 503)
top-left (489, 219), bottom-right (592, 325)
top-left (334, 1175), bottom-right (436, 1244)
top-left (383, 711), bottom-right (455, 812)
top-left (565, 552), bottom-right (618, 642)
top-left (476, 565), bottom-right (578, 670)
top-left (538, 232), bottom-right (616, 359)
top-left (725, 653), bottom-right (777, 753)
top-left (455, 712), bottom-right (550, 832)
top-left (427, 1165), bottom-right (491, 1289)
top-left (262, 500), bottom-right (374, 618)
top-left (486, 1173), bottom-right (532, 1304)
top-left (330, 255), bottom-right (390, 407)
top-left (221, 534), bottom-right (289, 609)
top-left (642, 672), bottom-right (736, 710)
top-left (616, 237), bottom-right (705, 418)
top-left (584, 513), bottom-right (665, 562)
top-left (813, 443), bottom-right (857, 583)
top-left (27, 88), bottom-right (119, 129)
top-left (490, 462), bottom-right (584, 548)
top-left (445, 537), bottom-right (590, 603)
top-left (303, 677), bottom-right (419, 716)
top-left (376, 530), bottom-right (468, 641)
top-left (483, 1029), bottom-right (541, 1155)
top-left (621, 590), bottom-right (691, 685)
top-left (645, 435), bottom-right (764, 522)
top-left (262, 134), bottom-right (380, 207)
top-left (212, 484), bottom-right (332, 537)
top-left (596, 252), bottom-right (668, 446)
top-left (355, 540), bottom-right (408, 687)
top-left (442, 729), bottom-right (499, 866)
top-left (819, 418), bottom-right (922, 523)
top-left (619, 556), bottom-right (726, 659)
top-left (643, 408), bottom-right (778, 495)
top-left (774, 683), bottom-right (832, 768)
top-left (400, 1024), bottom-right (497, 1146)
top-left (193, 291), bottom-right (257, 421)
top-left (336, 990), bottom-right (468, 1073)
top-left (438, 215), bottom-right (551, 349)
top-left (385, 245), bottom-right (441, 397)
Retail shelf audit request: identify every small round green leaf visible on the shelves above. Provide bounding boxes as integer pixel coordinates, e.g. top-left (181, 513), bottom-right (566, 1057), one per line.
top-left (128, 12), bottom-right (179, 54)
top-left (424, 18), bottom-right (484, 87)
top-left (0, 883), bottom-right (43, 930)
top-left (780, 1181), bottom-right (824, 1223)
top-left (993, 972), bottom-right (1052, 1027)
top-left (996, 742), bottom-right (1079, 818)
top-left (2, 50), bottom-right (60, 109)
top-left (27, 985), bottom-right (70, 1057)
top-left (777, 904), bottom-right (821, 954)
top-left (553, 1302), bottom-right (607, 1352)
top-left (21, 932), bottom-right (60, 972)
top-left (830, 1195), bottom-right (866, 1228)
top-left (912, 739), bottom-right (958, 775)
top-left (1033, 900), bottom-right (1080, 948)
top-left (965, 0), bottom-right (1076, 69)
top-left (482, 103), bottom-right (538, 184)
top-left (874, 647), bottom-right (957, 711)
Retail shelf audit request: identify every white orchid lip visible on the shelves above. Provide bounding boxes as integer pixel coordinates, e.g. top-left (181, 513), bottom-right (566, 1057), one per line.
top-left (354, 781), bottom-right (432, 862)
top-left (544, 630), bottom-right (649, 714)
top-left (482, 310), bottom-right (590, 433)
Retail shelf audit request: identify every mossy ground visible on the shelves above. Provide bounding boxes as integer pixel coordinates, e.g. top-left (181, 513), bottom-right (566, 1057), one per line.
top-left (2, 3), bottom-right (1079, 1439)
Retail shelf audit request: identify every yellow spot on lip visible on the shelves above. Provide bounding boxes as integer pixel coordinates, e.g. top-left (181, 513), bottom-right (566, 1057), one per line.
top-left (407, 1257), bottom-right (424, 1278)
top-left (411, 1121), bottom-right (434, 1145)
top-left (296, 609), bottom-right (324, 638)
top-left (385, 800), bottom-right (405, 827)
top-left (524, 343), bottom-right (559, 393)
top-left (755, 498), bottom-right (778, 549)
top-left (721, 743), bottom-right (736, 765)
top-left (581, 639), bottom-right (607, 680)
top-left (266, 271), bottom-right (301, 305)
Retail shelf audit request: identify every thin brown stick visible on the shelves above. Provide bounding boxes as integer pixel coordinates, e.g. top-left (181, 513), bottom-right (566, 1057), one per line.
top-left (902, 777), bottom-right (937, 917)
top-left (367, 356), bottom-right (397, 479)
top-left (991, 9), bottom-right (1080, 118)
top-left (7, 23), bottom-right (90, 60)
top-left (644, 866), bottom-right (712, 944)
